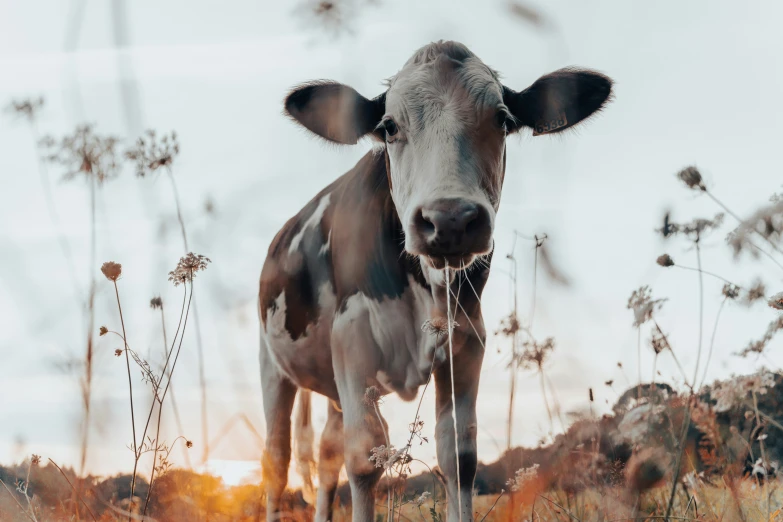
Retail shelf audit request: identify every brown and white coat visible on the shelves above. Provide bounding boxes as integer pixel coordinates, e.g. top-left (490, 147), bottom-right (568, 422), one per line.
top-left (259, 41), bottom-right (612, 522)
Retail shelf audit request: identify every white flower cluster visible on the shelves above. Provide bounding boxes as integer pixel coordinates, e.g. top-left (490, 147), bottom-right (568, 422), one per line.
top-left (710, 370), bottom-right (776, 412)
top-left (506, 463), bottom-right (540, 492)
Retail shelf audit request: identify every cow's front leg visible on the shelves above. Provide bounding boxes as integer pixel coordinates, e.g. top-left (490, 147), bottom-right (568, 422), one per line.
top-left (332, 304), bottom-right (387, 522)
top-left (434, 335), bottom-right (484, 522)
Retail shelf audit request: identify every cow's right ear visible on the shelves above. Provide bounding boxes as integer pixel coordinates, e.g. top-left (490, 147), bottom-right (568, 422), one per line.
top-left (284, 81), bottom-right (386, 145)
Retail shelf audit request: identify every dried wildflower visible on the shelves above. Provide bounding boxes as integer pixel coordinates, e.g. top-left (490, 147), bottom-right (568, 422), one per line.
top-left (710, 370), bottom-right (776, 412)
top-left (363, 385), bottom-right (382, 407)
top-left (744, 281), bottom-right (767, 305)
top-left (658, 213), bottom-right (724, 241)
top-left (168, 253), bottom-right (211, 286)
top-left (5, 97), bottom-right (44, 121)
top-left (369, 445), bottom-right (401, 469)
top-left (726, 201), bottom-right (783, 257)
top-left (297, 0), bottom-right (354, 36)
top-left (736, 316), bottom-right (783, 357)
top-left (30, 454), bottom-right (41, 466)
top-left (414, 491), bottom-right (431, 506)
top-left (186, 440), bottom-right (193, 448)
top-left (650, 331), bottom-right (669, 354)
top-left (422, 317), bottom-right (459, 338)
top-left (722, 283), bottom-right (740, 300)
top-left (508, 1), bottom-right (547, 28)
top-left (100, 261), bottom-right (122, 282)
top-left (115, 349), bottom-right (123, 357)
top-left (99, 326), bottom-right (108, 336)
top-left (768, 292), bottom-right (783, 310)
top-left (627, 286), bottom-right (666, 327)
top-left (495, 313), bottom-right (521, 337)
top-left (625, 448), bottom-right (668, 492)
top-left (125, 130), bottom-right (180, 177)
top-left (656, 254), bottom-right (674, 267)
top-left (515, 337), bottom-right (555, 370)
top-left (39, 124), bottom-right (120, 185)
top-left (506, 463), bottom-right (539, 492)
top-left (676, 166), bottom-right (706, 191)
top-left (150, 296), bottom-right (163, 309)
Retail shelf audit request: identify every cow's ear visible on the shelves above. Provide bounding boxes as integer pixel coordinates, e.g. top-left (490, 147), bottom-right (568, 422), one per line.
top-left (284, 81), bottom-right (386, 145)
top-left (503, 68), bottom-right (613, 136)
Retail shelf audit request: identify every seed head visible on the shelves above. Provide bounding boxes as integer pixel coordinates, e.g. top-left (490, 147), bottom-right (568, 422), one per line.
top-left (422, 317), bottom-right (459, 338)
top-left (150, 296), bottom-right (163, 309)
top-left (114, 349), bottom-right (123, 357)
top-left (506, 463), bottom-right (540, 492)
top-left (677, 166), bottom-right (706, 191)
top-left (744, 281), bottom-right (766, 305)
top-left (722, 283), bottom-right (740, 300)
top-left (168, 253), bottom-right (211, 286)
top-left (627, 286), bottom-right (666, 327)
top-left (363, 385), bottom-right (382, 407)
top-left (5, 97), bottom-right (44, 121)
top-left (656, 254), bottom-right (674, 267)
top-left (101, 261), bottom-right (122, 282)
top-left (414, 491), bottom-right (431, 506)
top-left (125, 130), bottom-right (180, 177)
top-left (768, 292), bottom-right (783, 311)
top-left (39, 124), bottom-right (120, 185)
top-left (30, 454), bottom-right (41, 466)
top-left (186, 440), bottom-right (193, 448)
top-left (650, 331), bottom-right (669, 354)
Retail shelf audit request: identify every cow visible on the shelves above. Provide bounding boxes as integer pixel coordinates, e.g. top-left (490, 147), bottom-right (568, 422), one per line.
top-left (259, 40), bottom-right (613, 522)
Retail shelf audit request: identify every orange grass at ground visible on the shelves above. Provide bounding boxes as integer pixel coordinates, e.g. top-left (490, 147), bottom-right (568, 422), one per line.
top-left (312, 482), bottom-right (783, 522)
top-left (3, 477), bottom-right (783, 521)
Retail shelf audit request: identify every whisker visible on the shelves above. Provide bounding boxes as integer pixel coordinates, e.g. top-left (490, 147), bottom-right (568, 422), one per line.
top-left (444, 264), bottom-right (462, 522)
top-left (463, 271), bottom-right (484, 314)
top-left (449, 285), bottom-right (486, 351)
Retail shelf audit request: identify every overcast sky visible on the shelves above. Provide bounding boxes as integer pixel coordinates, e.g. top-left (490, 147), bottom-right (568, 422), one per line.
top-left (1, 0), bottom-right (783, 485)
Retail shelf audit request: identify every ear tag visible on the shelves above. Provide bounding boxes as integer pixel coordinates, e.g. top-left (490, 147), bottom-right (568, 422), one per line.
top-left (533, 112), bottom-right (568, 135)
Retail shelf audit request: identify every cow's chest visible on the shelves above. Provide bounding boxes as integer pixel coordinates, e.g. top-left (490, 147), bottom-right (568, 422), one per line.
top-left (333, 276), bottom-right (468, 401)
top-left (264, 275), bottom-right (470, 402)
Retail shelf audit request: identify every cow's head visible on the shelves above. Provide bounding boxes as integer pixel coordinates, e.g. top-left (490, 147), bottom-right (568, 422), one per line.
top-left (285, 41), bottom-right (612, 271)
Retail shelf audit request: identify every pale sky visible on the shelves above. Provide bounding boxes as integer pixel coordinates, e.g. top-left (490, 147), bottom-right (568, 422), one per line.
top-left (1, 0), bottom-right (782, 486)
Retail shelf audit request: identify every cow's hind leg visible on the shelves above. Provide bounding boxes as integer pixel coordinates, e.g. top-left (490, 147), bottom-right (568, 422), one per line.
top-left (315, 400), bottom-right (344, 522)
top-left (260, 339), bottom-right (297, 521)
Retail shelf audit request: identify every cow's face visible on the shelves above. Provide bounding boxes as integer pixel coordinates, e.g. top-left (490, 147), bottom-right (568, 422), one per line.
top-left (285, 41), bottom-right (612, 271)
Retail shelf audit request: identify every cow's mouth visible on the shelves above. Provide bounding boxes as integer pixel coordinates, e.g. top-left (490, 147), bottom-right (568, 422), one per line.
top-left (424, 254), bottom-right (475, 271)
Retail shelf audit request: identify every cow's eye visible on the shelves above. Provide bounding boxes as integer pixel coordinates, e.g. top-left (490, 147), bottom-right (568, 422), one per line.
top-left (382, 118), bottom-right (398, 139)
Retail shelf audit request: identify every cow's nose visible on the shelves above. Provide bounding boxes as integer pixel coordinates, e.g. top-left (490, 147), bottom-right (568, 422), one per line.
top-left (413, 198), bottom-right (491, 257)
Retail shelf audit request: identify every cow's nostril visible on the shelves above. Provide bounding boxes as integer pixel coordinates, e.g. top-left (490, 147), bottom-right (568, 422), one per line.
top-left (461, 207), bottom-right (479, 228)
top-left (414, 208), bottom-right (436, 237)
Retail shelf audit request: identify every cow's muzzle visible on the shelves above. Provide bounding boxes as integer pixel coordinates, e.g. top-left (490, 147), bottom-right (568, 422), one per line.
top-left (410, 197), bottom-right (492, 269)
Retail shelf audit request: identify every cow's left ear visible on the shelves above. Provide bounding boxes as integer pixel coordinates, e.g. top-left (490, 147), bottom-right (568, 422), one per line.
top-left (503, 68), bottom-right (613, 135)
top-left (284, 81), bottom-right (386, 145)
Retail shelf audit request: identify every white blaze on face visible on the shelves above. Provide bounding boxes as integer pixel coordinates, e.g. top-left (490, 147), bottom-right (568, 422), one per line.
top-left (383, 52), bottom-right (506, 258)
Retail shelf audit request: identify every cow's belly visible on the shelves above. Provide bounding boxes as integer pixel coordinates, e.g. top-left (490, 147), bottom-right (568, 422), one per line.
top-left (261, 283), bottom-right (340, 400)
